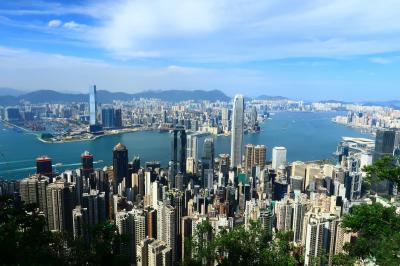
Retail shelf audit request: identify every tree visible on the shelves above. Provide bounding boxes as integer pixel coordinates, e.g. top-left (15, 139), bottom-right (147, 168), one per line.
top-left (0, 196), bottom-right (63, 265)
top-left (184, 220), bottom-right (301, 266)
top-left (340, 203), bottom-right (400, 265)
top-left (363, 155), bottom-right (400, 188)
top-left (0, 196), bottom-right (129, 265)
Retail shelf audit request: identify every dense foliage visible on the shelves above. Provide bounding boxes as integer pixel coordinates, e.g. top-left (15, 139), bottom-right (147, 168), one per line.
top-left (339, 203), bottom-right (400, 265)
top-left (0, 196), bottom-right (129, 265)
top-left (183, 220), bottom-right (302, 266)
top-left (363, 155), bottom-right (400, 187)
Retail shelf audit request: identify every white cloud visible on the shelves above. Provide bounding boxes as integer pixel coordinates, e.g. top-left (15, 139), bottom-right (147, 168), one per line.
top-left (48, 19), bottom-right (62, 28)
top-left (63, 21), bottom-right (86, 30)
top-left (82, 0), bottom-right (400, 61)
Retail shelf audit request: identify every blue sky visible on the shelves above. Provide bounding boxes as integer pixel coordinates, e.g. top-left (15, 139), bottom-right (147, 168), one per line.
top-left (1, 0), bottom-right (400, 101)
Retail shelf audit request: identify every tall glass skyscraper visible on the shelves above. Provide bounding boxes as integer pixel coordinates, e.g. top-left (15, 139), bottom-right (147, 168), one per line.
top-left (230, 94), bottom-right (244, 167)
top-left (373, 129), bottom-right (395, 161)
top-left (171, 126), bottom-right (187, 175)
top-left (89, 85), bottom-right (97, 126)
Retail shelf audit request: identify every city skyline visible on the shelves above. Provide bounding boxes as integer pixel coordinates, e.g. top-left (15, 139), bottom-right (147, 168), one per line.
top-left (1, 1), bottom-right (400, 101)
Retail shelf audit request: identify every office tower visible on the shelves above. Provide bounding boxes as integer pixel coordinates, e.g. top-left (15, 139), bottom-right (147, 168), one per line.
top-left (230, 94), bottom-right (244, 167)
top-left (113, 143), bottom-right (129, 192)
top-left (219, 154), bottom-right (230, 177)
top-left (89, 85), bottom-right (100, 132)
top-left (202, 138), bottom-right (215, 170)
top-left (81, 151), bottom-right (94, 178)
top-left (221, 107), bottom-right (229, 131)
top-left (245, 144), bottom-right (255, 172)
top-left (374, 129), bottom-right (396, 161)
top-left (36, 155), bottom-right (53, 177)
top-left (4, 107), bottom-right (20, 122)
top-left (305, 164), bottom-right (321, 190)
top-left (46, 179), bottom-right (74, 232)
top-left (272, 147), bottom-right (287, 170)
top-left (72, 206), bottom-right (88, 241)
top-left (101, 107), bottom-right (115, 129)
top-left (291, 161), bottom-right (307, 179)
top-left (132, 156), bottom-right (141, 173)
top-left (254, 145), bottom-right (266, 169)
top-left (345, 172), bottom-right (362, 200)
top-left (250, 106), bottom-right (257, 130)
top-left (186, 157), bottom-right (196, 174)
top-left (114, 108), bottom-right (122, 128)
top-left (186, 134), bottom-right (198, 161)
top-left (290, 176), bottom-right (304, 192)
top-left (157, 202), bottom-right (176, 263)
top-left (148, 240), bottom-right (172, 266)
top-left (171, 126), bottom-right (187, 175)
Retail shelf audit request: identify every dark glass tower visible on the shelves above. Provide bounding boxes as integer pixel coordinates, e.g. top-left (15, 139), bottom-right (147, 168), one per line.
top-left (171, 126), bottom-right (187, 175)
top-left (36, 155), bottom-right (53, 177)
top-left (114, 108), bottom-right (122, 128)
top-left (101, 107), bottom-right (115, 129)
top-left (374, 129), bottom-right (395, 161)
top-left (202, 138), bottom-right (215, 171)
top-left (113, 143), bottom-right (129, 192)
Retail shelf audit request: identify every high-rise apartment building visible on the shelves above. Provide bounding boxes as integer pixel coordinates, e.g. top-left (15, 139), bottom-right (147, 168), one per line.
top-left (157, 202), bottom-right (176, 263)
top-left (230, 95), bottom-right (244, 167)
top-left (46, 179), bottom-right (74, 232)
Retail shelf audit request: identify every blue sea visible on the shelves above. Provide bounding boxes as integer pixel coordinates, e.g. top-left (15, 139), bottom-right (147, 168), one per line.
top-left (0, 112), bottom-right (370, 180)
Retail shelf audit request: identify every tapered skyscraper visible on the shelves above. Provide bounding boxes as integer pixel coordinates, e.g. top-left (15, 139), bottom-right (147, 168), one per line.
top-left (89, 85), bottom-right (97, 126)
top-left (230, 94), bottom-right (244, 167)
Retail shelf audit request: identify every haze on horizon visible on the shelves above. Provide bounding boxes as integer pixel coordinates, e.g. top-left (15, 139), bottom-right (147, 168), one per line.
top-left (0, 0), bottom-right (400, 102)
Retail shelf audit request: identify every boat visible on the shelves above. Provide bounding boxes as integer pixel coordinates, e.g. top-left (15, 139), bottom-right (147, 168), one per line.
top-left (55, 163), bottom-right (63, 167)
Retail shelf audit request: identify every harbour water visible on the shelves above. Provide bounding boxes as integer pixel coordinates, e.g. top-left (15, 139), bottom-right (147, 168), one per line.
top-left (0, 112), bottom-right (370, 180)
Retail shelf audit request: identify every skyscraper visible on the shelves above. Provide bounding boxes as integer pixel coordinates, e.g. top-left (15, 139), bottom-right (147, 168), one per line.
top-left (89, 85), bottom-right (99, 132)
top-left (36, 155), bottom-right (53, 177)
top-left (230, 94), bottom-right (244, 167)
top-left (81, 151), bottom-right (94, 178)
top-left (186, 134), bottom-right (198, 162)
top-left (373, 129), bottom-right (396, 161)
top-left (101, 107), bottom-right (115, 129)
top-left (113, 143), bottom-right (129, 192)
top-left (254, 145), bottom-right (266, 169)
top-left (46, 179), bottom-right (74, 232)
top-left (171, 126), bottom-right (187, 175)
top-left (202, 138), bottom-right (215, 171)
top-left (245, 144), bottom-right (255, 171)
top-left (272, 147), bottom-right (287, 170)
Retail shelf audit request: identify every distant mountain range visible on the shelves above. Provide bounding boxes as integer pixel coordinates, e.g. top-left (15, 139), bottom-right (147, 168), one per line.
top-left (0, 89), bottom-right (231, 105)
top-left (361, 100), bottom-right (400, 108)
top-left (256, 95), bottom-right (288, 101)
